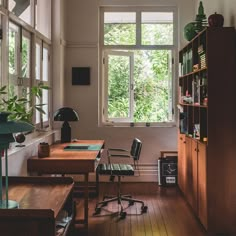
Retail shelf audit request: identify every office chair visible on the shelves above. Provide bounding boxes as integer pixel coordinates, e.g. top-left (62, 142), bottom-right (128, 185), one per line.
top-left (94, 138), bottom-right (148, 219)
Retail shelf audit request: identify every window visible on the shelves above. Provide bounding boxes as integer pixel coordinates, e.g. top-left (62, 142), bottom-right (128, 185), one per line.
top-left (104, 12), bottom-right (136, 45)
top-left (0, 1), bottom-right (51, 129)
top-left (35, 0), bottom-right (51, 39)
top-left (100, 7), bottom-right (177, 126)
top-left (9, 24), bottom-right (31, 98)
top-left (35, 39), bottom-right (50, 128)
top-left (8, 0), bottom-right (33, 26)
top-left (9, 22), bottom-right (21, 97)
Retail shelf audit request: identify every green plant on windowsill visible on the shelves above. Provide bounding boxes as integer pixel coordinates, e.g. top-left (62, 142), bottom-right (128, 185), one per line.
top-left (0, 84), bottom-right (50, 126)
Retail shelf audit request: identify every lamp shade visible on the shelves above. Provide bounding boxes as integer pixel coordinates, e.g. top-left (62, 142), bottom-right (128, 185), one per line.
top-left (0, 112), bottom-right (34, 134)
top-left (53, 107), bottom-right (79, 121)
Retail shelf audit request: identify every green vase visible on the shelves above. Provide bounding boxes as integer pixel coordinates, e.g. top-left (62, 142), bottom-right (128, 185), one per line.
top-left (184, 22), bottom-right (197, 41)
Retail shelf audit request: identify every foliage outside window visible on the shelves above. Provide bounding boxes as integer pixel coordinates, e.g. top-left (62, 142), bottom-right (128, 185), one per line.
top-left (101, 8), bottom-right (176, 125)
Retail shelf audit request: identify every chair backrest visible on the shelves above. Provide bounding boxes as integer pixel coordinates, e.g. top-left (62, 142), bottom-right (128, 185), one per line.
top-left (130, 138), bottom-right (142, 161)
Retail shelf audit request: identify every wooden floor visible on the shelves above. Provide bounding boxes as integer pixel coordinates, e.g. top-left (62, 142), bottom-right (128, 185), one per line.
top-left (70, 182), bottom-right (207, 236)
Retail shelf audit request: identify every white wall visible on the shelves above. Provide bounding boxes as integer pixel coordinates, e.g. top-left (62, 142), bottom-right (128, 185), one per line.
top-left (195, 0), bottom-right (236, 27)
top-left (60, 0), bottom-right (195, 181)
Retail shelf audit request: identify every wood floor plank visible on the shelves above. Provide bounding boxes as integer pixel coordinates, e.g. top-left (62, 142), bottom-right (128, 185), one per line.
top-left (70, 183), bottom-right (207, 236)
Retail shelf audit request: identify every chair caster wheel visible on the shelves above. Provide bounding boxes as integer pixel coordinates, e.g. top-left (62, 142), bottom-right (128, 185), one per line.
top-left (141, 205), bottom-right (148, 213)
top-left (93, 207), bottom-right (101, 215)
top-left (129, 201), bottom-right (134, 206)
top-left (120, 211), bottom-right (126, 219)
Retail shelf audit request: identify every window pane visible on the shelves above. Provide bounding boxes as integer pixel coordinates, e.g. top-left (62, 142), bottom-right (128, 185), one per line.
top-left (8, 0), bottom-right (32, 25)
top-left (35, 96), bottom-right (40, 124)
top-left (42, 89), bottom-right (48, 122)
top-left (9, 23), bottom-right (19, 75)
top-left (35, 43), bottom-right (41, 81)
top-left (22, 36), bottom-right (30, 78)
top-left (133, 50), bottom-right (172, 122)
top-left (0, 16), bottom-right (2, 83)
top-left (108, 54), bottom-right (130, 119)
top-left (43, 47), bottom-right (48, 82)
top-left (36, 0), bottom-right (51, 39)
top-left (141, 12), bottom-right (173, 45)
top-left (104, 12), bottom-right (136, 45)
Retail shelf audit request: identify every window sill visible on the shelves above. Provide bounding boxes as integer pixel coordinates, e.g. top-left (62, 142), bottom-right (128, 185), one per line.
top-left (7, 129), bottom-right (60, 157)
top-left (100, 122), bottom-right (177, 128)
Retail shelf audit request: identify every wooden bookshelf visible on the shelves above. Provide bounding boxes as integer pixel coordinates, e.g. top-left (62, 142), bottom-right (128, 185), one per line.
top-left (178, 27), bottom-right (236, 234)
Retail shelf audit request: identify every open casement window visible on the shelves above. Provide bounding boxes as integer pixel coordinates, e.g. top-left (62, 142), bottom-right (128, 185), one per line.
top-left (35, 38), bottom-right (50, 129)
top-left (104, 51), bottom-right (134, 122)
top-left (101, 7), bottom-right (177, 126)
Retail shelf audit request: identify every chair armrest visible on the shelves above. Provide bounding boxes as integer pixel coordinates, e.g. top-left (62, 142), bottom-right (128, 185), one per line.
top-left (110, 154), bottom-right (130, 158)
top-left (108, 148), bottom-right (130, 158)
top-left (108, 148), bottom-right (129, 152)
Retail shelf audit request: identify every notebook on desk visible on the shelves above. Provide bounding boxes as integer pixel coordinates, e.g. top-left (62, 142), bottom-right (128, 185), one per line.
top-left (64, 144), bottom-right (102, 151)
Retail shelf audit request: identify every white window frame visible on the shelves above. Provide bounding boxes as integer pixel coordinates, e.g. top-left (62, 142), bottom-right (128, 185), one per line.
top-left (100, 6), bottom-right (178, 127)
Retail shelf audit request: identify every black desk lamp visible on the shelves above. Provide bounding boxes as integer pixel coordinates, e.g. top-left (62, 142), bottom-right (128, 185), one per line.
top-left (53, 107), bottom-right (79, 143)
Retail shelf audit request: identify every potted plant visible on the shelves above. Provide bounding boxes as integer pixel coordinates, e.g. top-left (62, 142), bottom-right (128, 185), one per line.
top-left (0, 83), bottom-right (50, 128)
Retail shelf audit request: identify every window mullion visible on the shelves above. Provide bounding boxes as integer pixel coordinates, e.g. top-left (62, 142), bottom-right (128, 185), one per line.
top-left (129, 53), bottom-right (134, 121)
top-left (136, 10), bottom-right (141, 46)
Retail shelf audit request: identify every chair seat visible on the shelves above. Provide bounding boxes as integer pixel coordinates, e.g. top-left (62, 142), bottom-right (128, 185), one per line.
top-left (98, 163), bottom-right (134, 176)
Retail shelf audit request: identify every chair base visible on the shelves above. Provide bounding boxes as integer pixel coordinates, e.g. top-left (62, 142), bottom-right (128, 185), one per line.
top-left (93, 176), bottom-right (148, 219)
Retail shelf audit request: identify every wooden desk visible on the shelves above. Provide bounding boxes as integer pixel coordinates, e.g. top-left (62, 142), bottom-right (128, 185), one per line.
top-left (27, 140), bottom-right (104, 230)
top-left (0, 176), bottom-right (74, 236)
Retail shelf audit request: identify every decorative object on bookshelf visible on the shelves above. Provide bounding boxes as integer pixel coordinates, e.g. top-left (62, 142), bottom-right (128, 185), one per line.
top-left (184, 22), bottom-right (197, 41)
top-left (208, 12), bottom-right (224, 27)
top-left (195, 1), bottom-right (207, 32)
top-left (183, 1), bottom-right (207, 41)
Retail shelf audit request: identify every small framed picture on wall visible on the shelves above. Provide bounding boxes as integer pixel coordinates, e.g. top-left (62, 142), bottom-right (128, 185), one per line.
top-left (72, 67), bottom-right (90, 85)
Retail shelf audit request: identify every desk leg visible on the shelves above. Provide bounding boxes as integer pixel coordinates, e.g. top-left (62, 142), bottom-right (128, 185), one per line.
top-left (84, 173), bottom-right (89, 230)
top-left (96, 169), bottom-right (99, 197)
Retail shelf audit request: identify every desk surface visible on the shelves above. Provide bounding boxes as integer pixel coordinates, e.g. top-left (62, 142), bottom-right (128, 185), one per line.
top-left (0, 177), bottom-right (74, 236)
top-left (0, 176), bottom-right (73, 217)
top-left (27, 140), bottom-right (105, 174)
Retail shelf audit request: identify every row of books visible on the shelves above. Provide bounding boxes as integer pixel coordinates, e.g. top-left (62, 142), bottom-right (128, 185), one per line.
top-left (198, 44), bottom-right (206, 68)
top-left (181, 49), bottom-right (193, 75)
top-left (180, 44), bottom-right (206, 76)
